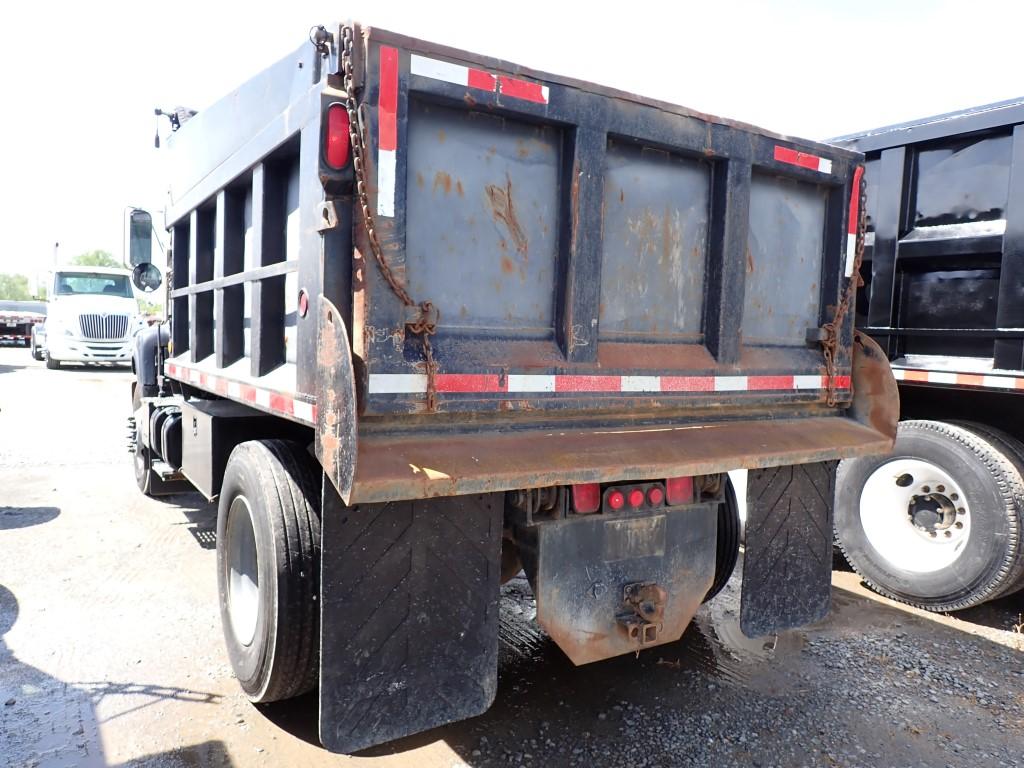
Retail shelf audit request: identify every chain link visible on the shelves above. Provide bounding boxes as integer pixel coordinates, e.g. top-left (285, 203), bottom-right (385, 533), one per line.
top-left (820, 169), bottom-right (867, 407)
top-left (340, 26), bottom-right (439, 411)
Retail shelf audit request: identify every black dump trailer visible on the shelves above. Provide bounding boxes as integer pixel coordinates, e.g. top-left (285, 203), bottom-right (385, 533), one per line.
top-left (130, 23), bottom-right (897, 753)
top-left (832, 98), bottom-right (1024, 611)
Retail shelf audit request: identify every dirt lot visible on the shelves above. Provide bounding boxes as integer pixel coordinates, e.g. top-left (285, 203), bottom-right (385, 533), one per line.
top-left (1, 345), bottom-right (1022, 767)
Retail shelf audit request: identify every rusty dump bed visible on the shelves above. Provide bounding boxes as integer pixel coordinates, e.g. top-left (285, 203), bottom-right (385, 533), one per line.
top-left (162, 23), bottom-right (897, 503)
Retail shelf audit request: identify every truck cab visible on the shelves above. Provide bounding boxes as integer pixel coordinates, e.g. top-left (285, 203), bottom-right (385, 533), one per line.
top-left (43, 267), bottom-right (146, 369)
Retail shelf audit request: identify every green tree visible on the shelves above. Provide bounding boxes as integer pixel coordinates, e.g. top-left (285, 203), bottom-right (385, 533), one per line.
top-left (71, 250), bottom-right (122, 268)
top-left (0, 273), bottom-right (31, 300)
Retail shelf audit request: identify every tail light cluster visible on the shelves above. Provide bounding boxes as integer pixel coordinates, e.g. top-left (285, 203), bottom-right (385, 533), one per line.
top-left (570, 476), bottom-right (693, 515)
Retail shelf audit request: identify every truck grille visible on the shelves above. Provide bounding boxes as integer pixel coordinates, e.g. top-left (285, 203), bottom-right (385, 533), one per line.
top-left (79, 313), bottom-right (129, 340)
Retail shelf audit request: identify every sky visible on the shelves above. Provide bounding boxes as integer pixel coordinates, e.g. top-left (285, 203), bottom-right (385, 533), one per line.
top-left (1, 0), bottom-right (1022, 289)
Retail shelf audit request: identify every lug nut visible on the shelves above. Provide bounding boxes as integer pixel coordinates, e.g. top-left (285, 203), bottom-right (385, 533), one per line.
top-left (922, 485), bottom-right (931, 493)
top-left (957, 507), bottom-right (966, 515)
top-left (936, 484), bottom-right (945, 492)
top-left (951, 493), bottom-right (959, 501)
top-left (944, 531), bottom-right (952, 538)
top-left (955, 522), bottom-right (964, 529)
top-left (929, 531), bottom-right (937, 537)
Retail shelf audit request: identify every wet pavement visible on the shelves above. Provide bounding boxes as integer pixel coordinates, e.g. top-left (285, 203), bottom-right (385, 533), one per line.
top-left (1, 345), bottom-right (1022, 767)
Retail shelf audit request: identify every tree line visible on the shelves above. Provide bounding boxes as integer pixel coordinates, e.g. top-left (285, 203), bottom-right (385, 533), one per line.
top-left (0, 251), bottom-right (122, 300)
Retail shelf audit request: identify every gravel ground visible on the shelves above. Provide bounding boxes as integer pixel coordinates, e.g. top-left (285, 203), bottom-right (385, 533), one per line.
top-left (1, 345), bottom-right (1022, 767)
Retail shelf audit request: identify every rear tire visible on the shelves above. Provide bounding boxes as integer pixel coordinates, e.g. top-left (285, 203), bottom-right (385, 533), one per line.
top-left (45, 352), bottom-right (59, 370)
top-left (704, 475), bottom-right (741, 602)
top-left (835, 420), bottom-right (1024, 611)
top-left (217, 440), bottom-right (321, 703)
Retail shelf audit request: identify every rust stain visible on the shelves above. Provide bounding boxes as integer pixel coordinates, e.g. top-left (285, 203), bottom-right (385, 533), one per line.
top-left (661, 204), bottom-right (672, 269)
top-left (619, 188), bottom-right (625, 203)
top-left (485, 173), bottom-right (529, 256)
top-left (500, 256), bottom-right (515, 274)
top-left (433, 171), bottom-right (453, 195)
top-left (464, 93), bottom-right (477, 107)
top-left (456, 180), bottom-right (464, 197)
top-left (516, 139), bottom-right (530, 158)
top-left (437, 129), bottom-right (446, 143)
top-left (746, 248), bottom-right (754, 274)
top-left (570, 166), bottom-right (581, 255)
top-left (416, 172), bottom-right (425, 189)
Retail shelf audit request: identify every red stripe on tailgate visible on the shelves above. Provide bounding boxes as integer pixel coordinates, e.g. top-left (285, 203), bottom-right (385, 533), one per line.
top-left (774, 145), bottom-right (820, 171)
top-left (659, 376), bottom-right (715, 392)
top-left (435, 374), bottom-right (505, 393)
top-left (467, 68), bottom-right (497, 91)
top-left (498, 75), bottom-right (547, 103)
top-left (849, 165), bottom-right (864, 235)
top-left (748, 375), bottom-right (795, 391)
top-left (269, 392), bottom-right (292, 415)
top-left (378, 46), bottom-right (399, 151)
top-left (555, 375), bottom-right (620, 392)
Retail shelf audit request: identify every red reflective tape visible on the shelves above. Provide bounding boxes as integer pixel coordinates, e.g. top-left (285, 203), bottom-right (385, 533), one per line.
top-left (378, 46), bottom-right (399, 152)
top-left (774, 145), bottom-right (820, 171)
top-left (467, 68), bottom-right (497, 91)
top-left (435, 374), bottom-right (505, 393)
top-left (832, 375), bottom-right (852, 389)
top-left (903, 370), bottom-right (929, 383)
top-left (214, 377), bottom-right (229, 396)
top-left (849, 165), bottom-right (864, 235)
top-left (956, 373), bottom-right (985, 387)
top-left (748, 375), bottom-right (795, 391)
top-left (660, 376), bottom-right (715, 392)
top-left (498, 75), bottom-right (547, 104)
top-left (554, 375), bottom-right (620, 392)
top-left (240, 386), bottom-right (257, 403)
top-left (269, 392), bottom-right (292, 415)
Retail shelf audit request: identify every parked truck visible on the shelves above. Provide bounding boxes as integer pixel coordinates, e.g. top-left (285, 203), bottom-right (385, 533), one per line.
top-left (128, 23), bottom-right (897, 753)
top-left (832, 98), bottom-right (1024, 612)
top-left (0, 300), bottom-right (45, 348)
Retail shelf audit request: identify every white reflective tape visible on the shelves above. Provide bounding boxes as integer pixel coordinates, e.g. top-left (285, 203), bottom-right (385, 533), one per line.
top-left (292, 400), bottom-right (314, 423)
top-left (793, 374), bottom-right (824, 390)
top-left (254, 389), bottom-right (271, 408)
top-left (540, 85), bottom-right (550, 103)
top-left (845, 233), bottom-right (858, 277)
top-left (377, 149), bottom-right (396, 218)
top-left (620, 376), bottom-right (660, 392)
top-left (891, 368), bottom-right (906, 380)
top-left (410, 54), bottom-right (469, 86)
top-left (370, 373), bottom-right (427, 393)
top-left (818, 157), bottom-right (833, 174)
top-left (507, 374), bottom-right (555, 392)
top-left (983, 375), bottom-right (1017, 389)
top-left (227, 381), bottom-right (241, 398)
top-left (188, 368), bottom-right (200, 383)
top-left (928, 371), bottom-right (958, 385)
top-left (714, 376), bottom-right (748, 392)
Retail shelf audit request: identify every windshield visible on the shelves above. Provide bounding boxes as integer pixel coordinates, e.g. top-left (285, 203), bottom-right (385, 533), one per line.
top-left (53, 273), bottom-right (133, 299)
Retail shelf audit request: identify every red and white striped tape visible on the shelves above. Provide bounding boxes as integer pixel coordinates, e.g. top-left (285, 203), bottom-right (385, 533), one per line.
top-left (773, 145), bottom-right (833, 175)
top-left (375, 47), bottom-right (551, 219)
top-left (846, 165), bottom-right (864, 278)
top-left (164, 362), bottom-right (317, 425)
top-left (409, 54), bottom-right (550, 105)
top-left (892, 367), bottom-right (1024, 391)
top-left (369, 372), bottom-right (850, 395)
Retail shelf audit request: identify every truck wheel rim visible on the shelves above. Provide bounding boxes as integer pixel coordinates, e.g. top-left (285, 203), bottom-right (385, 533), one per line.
top-left (860, 458), bottom-right (971, 574)
top-left (226, 496), bottom-right (260, 647)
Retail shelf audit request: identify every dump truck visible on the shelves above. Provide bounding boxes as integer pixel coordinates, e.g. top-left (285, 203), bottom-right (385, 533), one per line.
top-left (832, 98), bottom-right (1024, 611)
top-left (128, 23), bottom-right (897, 752)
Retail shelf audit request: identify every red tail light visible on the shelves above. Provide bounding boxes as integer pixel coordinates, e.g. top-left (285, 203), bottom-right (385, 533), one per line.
top-left (325, 103), bottom-right (351, 169)
top-left (607, 490), bottom-right (625, 510)
top-left (572, 483), bottom-right (601, 514)
top-left (627, 488), bottom-right (645, 508)
top-left (665, 476), bottom-right (693, 506)
top-left (647, 487), bottom-right (664, 506)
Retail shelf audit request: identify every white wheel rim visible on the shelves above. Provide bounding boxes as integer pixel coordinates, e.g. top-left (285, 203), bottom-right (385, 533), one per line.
top-left (226, 496), bottom-right (260, 646)
top-left (860, 458), bottom-right (971, 574)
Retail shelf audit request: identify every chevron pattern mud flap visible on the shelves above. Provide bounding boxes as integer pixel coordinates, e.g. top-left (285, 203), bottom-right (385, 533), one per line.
top-left (740, 462), bottom-right (837, 638)
top-left (318, 491), bottom-right (503, 754)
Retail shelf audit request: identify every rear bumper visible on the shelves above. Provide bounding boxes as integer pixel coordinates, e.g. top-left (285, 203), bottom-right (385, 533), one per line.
top-left (47, 335), bottom-right (133, 363)
top-left (344, 335), bottom-right (900, 504)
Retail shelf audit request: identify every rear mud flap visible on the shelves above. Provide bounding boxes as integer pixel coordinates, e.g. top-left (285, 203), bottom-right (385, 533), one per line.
top-left (740, 462), bottom-right (836, 637)
top-left (318, 491), bottom-right (503, 754)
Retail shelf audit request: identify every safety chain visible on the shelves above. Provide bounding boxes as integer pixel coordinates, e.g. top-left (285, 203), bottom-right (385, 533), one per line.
top-left (339, 26), bottom-right (439, 411)
top-left (820, 168), bottom-right (867, 407)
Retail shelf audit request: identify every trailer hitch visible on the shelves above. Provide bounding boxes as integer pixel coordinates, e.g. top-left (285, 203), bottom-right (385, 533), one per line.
top-left (616, 582), bottom-right (666, 646)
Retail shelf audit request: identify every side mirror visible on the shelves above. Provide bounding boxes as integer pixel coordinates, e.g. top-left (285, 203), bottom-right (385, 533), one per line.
top-left (128, 209), bottom-right (154, 266)
top-left (132, 263), bottom-right (162, 293)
